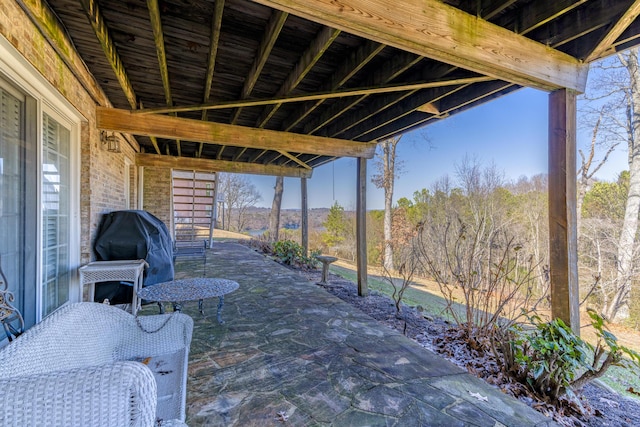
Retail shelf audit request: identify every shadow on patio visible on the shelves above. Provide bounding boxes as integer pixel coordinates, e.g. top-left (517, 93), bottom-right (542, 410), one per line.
top-left (157, 242), bottom-right (556, 426)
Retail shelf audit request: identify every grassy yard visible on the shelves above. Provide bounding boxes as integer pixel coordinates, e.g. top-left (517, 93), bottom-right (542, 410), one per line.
top-left (329, 263), bottom-right (640, 401)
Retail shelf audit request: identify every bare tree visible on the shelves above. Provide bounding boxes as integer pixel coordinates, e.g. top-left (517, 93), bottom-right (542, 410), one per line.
top-left (218, 174), bottom-right (262, 232)
top-left (585, 49), bottom-right (640, 320)
top-left (268, 176), bottom-right (284, 242)
top-left (372, 136), bottom-right (403, 271)
top-left (577, 107), bottom-right (620, 229)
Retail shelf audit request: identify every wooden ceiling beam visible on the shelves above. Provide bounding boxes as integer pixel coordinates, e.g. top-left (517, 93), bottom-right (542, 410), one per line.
top-left (78, 0), bottom-right (137, 108)
top-left (586, 0), bottom-right (640, 61)
top-left (17, 0), bottom-right (109, 106)
top-left (345, 84), bottom-right (471, 140)
top-left (136, 153), bottom-right (312, 178)
top-left (133, 76), bottom-right (491, 115)
top-left (303, 51), bottom-right (423, 135)
top-left (97, 107), bottom-right (377, 158)
top-left (139, 101), bottom-right (162, 155)
top-left (371, 81), bottom-right (516, 141)
top-left (611, 19), bottom-right (640, 52)
top-left (147, 0), bottom-right (182, 156)
top-left (283, 40), bottom-right (386, 131)
top-left (252, 0), bottom-right (588, 92)
top-left (526, 1), bottom-right (629, 58)
top-left (494, 0), bottom-right (588, 35)
top-left (282, 152), bottom-right (307, 166)
top-left (198, 0), bottom-right (225, 157)
top-left (147, 0), bottom-right (172, 107)
top-left (277, 150), bottom-right (312, 169)
top-left (255, 26), bottom-right (341, 128)
top-left (250, 150), bottom-right (268, 163)
top-left (233, 147), bottom-right (248, 162)
top-left (479, 0), bottom-right (519, 21)
top-left (324, 62), bottom-right (460, 137)
top-left (202, 0), bottom-right (225, 108)
top-left (231, 10), bottom-right (288, 124)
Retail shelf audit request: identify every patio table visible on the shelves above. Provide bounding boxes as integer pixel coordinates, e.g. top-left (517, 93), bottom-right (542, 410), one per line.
top-left (137, 278), bottom-right (239, 323)
top-left (79, 259), bottom-right (147, 315)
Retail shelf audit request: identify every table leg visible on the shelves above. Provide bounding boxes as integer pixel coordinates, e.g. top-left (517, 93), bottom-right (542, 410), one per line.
top-left (217, 296), bottom-right (225, 324)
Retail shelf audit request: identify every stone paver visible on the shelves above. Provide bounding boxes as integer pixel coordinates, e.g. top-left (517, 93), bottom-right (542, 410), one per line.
top-left (156, 242), bottom-right (557, 427)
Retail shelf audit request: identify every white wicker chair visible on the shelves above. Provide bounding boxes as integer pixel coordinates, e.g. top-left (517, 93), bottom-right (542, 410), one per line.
top-left (0, 302), bottom-right (193, 426)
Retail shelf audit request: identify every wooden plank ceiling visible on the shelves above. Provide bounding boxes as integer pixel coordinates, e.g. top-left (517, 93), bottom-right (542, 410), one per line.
top-left (32, 0), bottom-right (640, 177)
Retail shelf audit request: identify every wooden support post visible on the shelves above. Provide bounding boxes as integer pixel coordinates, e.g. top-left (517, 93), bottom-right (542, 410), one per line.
top-left (301, 177), bottom-right (309, 255)
top-left (356, 157), bottom-right (369, 296)
top-left (549, 89), bottom-right (580, 333)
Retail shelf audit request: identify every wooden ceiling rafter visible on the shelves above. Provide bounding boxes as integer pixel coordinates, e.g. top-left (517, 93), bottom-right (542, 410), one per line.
top-left (79, 0), bottom-right (137, 109)
top-left (250, 149), bottom-right (268, 163)
top-left (491, 0), bottom-right (588, 35)
top-left (373, 81), bottom-right (516, 141)
top-left (136, 153), bottom-right (312, 177)
top-left (132, 76), bottom-right (493, 115)
top-left (252, 0), bottom-right (588, 92)
top-left (324, 62), bottom-right (461, 138)
top-left (281, 152), bottom-right (306, 167)
top-left (255, 26), bottom-right (342, 128)
top-left (147, 0), bottom-right (172, 107)
top-left (140, 101), bottom-right (162, 155)
top-left (233, 147), bottom-right (248, 161)
top-left (525, 0), bottom-right (632, 59)
top-left (277, 150), bottom-right (312, 169)
top-left (40, 0), bottom-right (640, 175)
top-left (78, 0), bottom-right (156, 155)
top-left (282, 40), bottom-right (386, 131)
top-left (586, 0), bottom-right (640, 61)
top-left (325, 0), bottom-right (628, 143)
top-left (198, 0), bottom-right (226, 158)
top-left (147, 0), bottom-right (181, 156)
top-left (230, 9), bottom-right (288, 125)
top-left (348, 83), bottom-right (473, 141)
top-left (17, 0), bottom-right (108, 106)
top-left (479, 0), bottom-right (519, 21)
top-left (97, 107), bottom-right (377, 158)
top-left (611, 18), bottom-right (640, 53)
top-left (268, 153), bottom-right (284, 164)
top-left (303, 51), bottom-right (423, 135)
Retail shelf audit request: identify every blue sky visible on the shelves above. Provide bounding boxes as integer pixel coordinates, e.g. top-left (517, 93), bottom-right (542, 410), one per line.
top-left (244, 82), bottom-right (629, 210)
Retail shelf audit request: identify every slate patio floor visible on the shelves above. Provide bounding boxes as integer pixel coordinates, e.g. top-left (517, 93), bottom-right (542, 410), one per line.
top-left (159, 242), bottom-right (557, 426)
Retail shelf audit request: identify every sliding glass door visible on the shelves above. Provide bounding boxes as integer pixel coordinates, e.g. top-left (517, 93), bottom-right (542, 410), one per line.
top-left (41, 113), bottom-right (71, 316)
top-left (0, 73), bottom-right (75, 325)
top-left (0, 79), bottom-right (37, 327)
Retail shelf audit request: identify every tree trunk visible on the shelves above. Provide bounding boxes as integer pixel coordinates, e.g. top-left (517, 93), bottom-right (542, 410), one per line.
top-left (606, 49), bottom-right (640, 321)
top-left (269, 176), bottom-right (284, 242)
top-left (382, 140), bottom-right (398, 271)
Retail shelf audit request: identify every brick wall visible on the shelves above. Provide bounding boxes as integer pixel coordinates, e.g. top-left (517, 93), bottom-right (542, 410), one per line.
top-left (142, 167), bottom-right (174, 238)
top-left (0, 2), bottom-right (139, 263)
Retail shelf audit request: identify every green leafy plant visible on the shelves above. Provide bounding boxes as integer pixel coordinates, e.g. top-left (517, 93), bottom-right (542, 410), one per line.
top-left (502, 310), bottom-right (640, 405)
top-left (273, 240), bottom-right (318, 269)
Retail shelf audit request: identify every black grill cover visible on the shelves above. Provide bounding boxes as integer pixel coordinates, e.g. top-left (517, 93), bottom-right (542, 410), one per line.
top-left (93, 210), bottom-right (174, 304)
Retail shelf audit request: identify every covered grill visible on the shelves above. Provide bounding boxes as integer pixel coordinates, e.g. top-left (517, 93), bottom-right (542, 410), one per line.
top-left (93, 210), bottom-right (174, 304)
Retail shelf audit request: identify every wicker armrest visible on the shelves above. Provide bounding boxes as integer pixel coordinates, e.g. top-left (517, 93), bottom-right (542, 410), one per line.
top-left (115, 312), bottom-right (194, 422)
top-left (116, 312), bottom-right (194, 360)
top-left (0, 361), bottom-right (157, 427)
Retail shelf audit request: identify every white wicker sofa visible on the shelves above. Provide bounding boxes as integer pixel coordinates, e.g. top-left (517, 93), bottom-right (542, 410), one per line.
top-left (0, 302), bottom-right (193, 426)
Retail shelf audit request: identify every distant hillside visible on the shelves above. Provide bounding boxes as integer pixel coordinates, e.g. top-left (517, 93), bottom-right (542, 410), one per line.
top-left (241, 207), bottom-right (331, 233)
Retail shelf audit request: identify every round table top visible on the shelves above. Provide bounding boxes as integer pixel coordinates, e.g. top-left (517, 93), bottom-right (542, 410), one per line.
top-left (137, 277), bottom-right (239, 302)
